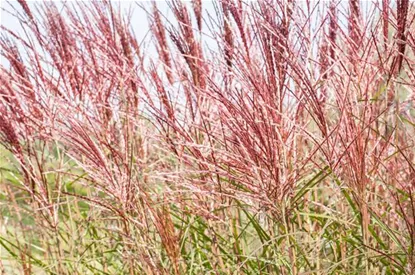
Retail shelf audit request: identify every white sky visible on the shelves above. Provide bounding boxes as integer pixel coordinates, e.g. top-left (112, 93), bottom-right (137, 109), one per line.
top-left (0, 0), bottom-right (382, 69)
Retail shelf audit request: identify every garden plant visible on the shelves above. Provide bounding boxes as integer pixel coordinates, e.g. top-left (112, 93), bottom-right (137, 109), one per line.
top-left (0, 0), bottom-right (415, 274)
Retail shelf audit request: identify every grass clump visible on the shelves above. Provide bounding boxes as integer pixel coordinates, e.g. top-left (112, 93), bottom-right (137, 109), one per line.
top-left (1, 0), bottom-right (415, 274)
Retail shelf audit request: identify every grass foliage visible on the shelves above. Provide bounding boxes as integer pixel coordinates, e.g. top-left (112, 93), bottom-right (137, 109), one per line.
top-left (1, 0), bottom-right (415, 274)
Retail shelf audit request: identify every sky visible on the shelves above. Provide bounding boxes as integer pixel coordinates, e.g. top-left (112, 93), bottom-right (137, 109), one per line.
top-left (0, 1), bottom-right (158, 65)
top-left (0, 0), bottom-right (234, 70)
top-left (0, 0), bottom-right (382, 70)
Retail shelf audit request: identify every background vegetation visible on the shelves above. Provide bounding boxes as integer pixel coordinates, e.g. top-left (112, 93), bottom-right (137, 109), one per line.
top-left (1, 0), bottom-right (414, 274)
